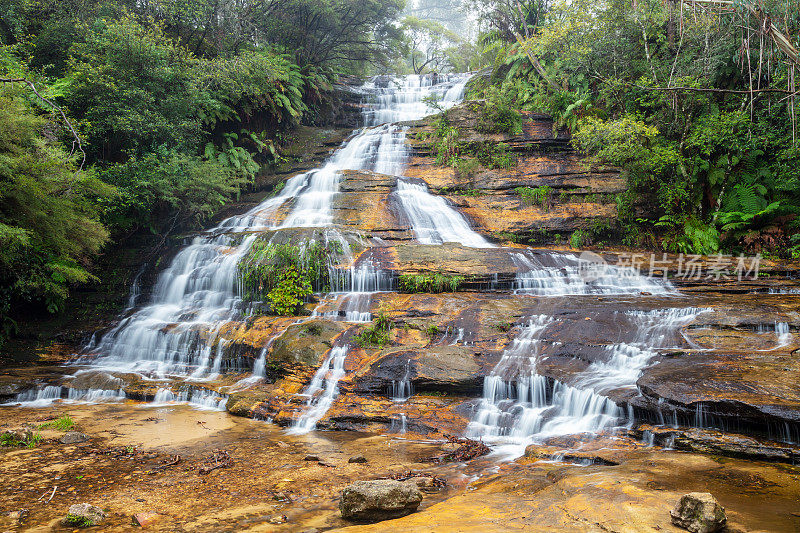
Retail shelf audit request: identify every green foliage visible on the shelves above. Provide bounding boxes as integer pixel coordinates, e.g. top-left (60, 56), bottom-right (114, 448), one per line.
top-left (238, 240), bottom-right (334, 315)
top-left (425, 324), bottom-right (441, 338)
top-left (99, 149), bottom-right (248, 233)
top-left (0, 92), bottom-right (112, 340)
top-left (438, 186), bottom-right (483, 197)
top-left (453, 158), bottom-right (481, 179)
top-left (572, 117), bottom-right (680, 190)
top-left (0, 430), bottom-right (41, 448)
top-left (656, 215), bottom-right (720, 255)
top-left (475, 142), bottom-right (517, 169)
top-left (569, 230), bottom-right (590, 249)
top-left (267, 266), bottom-right (312, 316)
top-left (38, 415), bottom-right (75, 431)
top-left (398, 272), bottom-right (465, 293)
top-left (476, 0), bottom-right (800, 256)
top-left (477, 86), bottom-right (524, 135)
top-left (354, 313), bottom-right (391, 348)
top-left (434, 124), bottom-right (461, 167)
top-left (516, 186), bottom-right (553, 210)
top-left (63, 514), bottom-right (94, 527)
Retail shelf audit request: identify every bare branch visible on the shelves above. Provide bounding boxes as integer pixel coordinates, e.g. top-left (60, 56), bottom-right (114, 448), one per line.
top-left (1, 77), bottom-right (87, 172)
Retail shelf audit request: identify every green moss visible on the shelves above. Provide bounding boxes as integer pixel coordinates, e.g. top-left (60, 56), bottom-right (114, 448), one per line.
top-left (64, 514), bottom-right (94, 527)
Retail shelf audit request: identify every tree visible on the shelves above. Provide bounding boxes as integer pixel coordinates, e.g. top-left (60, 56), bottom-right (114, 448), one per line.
top-left (255, 0), bottom-right (405, 69)
top-left (0, 91), bottom-right (113, 335)
top-left (401, 16), bottom-right (462, 74)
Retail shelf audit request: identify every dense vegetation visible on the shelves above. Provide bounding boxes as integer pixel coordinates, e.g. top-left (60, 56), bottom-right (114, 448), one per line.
top-left (238, 241), bottom-right (335, 316)
top-left (466, 0), bottom-right (800, 257)
top-left (0, 0), bottom-right (403, 345)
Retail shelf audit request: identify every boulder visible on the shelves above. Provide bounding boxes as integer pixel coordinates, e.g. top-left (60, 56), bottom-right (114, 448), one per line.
top-left (670, 492), bottom-right (726, 533)
top-left (348, 455), bottom-right (368, 463)
top-left (63, 503), bottom-right (106, 527)
top-left (339, 479), bottom-right (423, 522)
top-left (60, 431), bottom-right (89, 444)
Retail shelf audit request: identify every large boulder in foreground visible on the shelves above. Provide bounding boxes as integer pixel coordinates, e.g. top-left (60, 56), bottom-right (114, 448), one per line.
top-left (670, 492), bottom-right (726, 533)
top-left (339, 479), bottom-right (423, 522)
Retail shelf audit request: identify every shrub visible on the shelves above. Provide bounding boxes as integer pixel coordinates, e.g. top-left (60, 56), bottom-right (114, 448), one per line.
top-left (238, 241), bottom-right (333, 315)
top-left (477, 86), bottom-right (523, 135)
top-left (516, 186), bottom-right (553, 210)
top-left (398, 273), bottom-right (465, 293)
top-left (267, 266), bottom-right (312, 316)
top-left (354, 313), bottom-right (391, 347)
top-left (570, 230), bottom-right (591, 249)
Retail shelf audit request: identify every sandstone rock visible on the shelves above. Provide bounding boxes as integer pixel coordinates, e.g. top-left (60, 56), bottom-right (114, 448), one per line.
top-left (269, 320), bottom-right (344, 366)
top-left (348, 455), bottom-right (368, 463)
top-left (133, 511), bottom-right (160, 527)
top-left (670, 493), bottom-right (726, 533)
top-left (60, 431), bottom-right (89, 444)
top-left (406, 476), bottom-right (440, 492)
top-left (63, 503), bottom-right (106, 527)
top-left (339, 479), bottom-right (423, 522)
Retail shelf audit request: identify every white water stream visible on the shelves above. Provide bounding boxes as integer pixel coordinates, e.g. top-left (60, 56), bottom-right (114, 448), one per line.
top-left (466, 307), bottom-right (706, 457)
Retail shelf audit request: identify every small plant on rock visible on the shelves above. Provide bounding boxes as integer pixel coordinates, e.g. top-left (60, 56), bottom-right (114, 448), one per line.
top-left (354, 313), bottom-right (391, 348)
top-left (516, 186), bottom-right (553, 211)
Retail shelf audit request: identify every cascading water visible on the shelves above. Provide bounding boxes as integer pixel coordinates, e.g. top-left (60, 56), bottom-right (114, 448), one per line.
top-left (289, 344), bottom-right (350, 433)
top-left (466, 306), bottom-right (706, 456)
top-left (74, 75), bottom-right (470, 390)
top-left (510, 251), bottom-right (670, 295)
top-left (395, 179), bottom-right (494, 247)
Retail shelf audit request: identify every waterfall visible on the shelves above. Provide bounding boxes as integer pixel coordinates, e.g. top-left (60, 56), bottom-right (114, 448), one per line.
top-left (390, 359), bottom-right (413, 402)
top-left (466, 307), bottom-right (706, 456)
top-left (395, 179), bottom-right (494, 247)
top-left (289, 344), bottom-right (350, 433)
top-left (510, 251), bottom-right (670, 295)
top-left (71, 74), bottom-right (470, 389)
